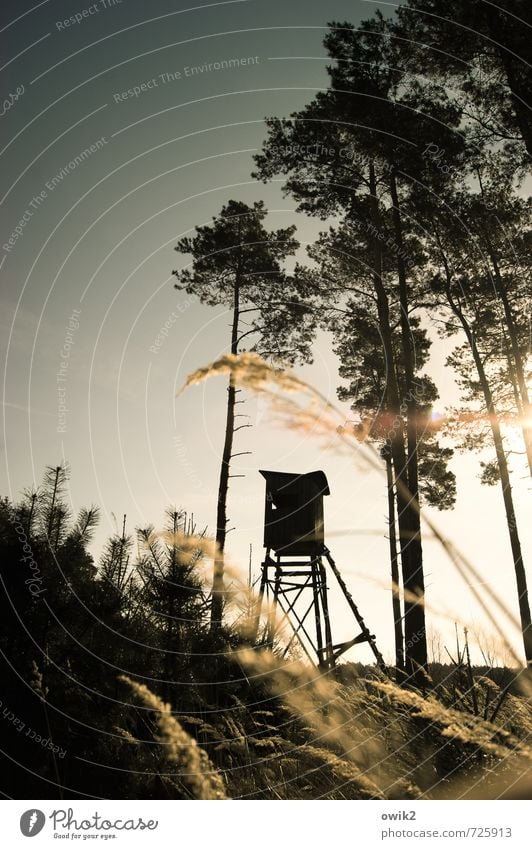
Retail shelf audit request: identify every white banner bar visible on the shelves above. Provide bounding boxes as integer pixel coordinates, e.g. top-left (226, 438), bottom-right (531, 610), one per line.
top-left (2, 799), bottom-right (528, 848)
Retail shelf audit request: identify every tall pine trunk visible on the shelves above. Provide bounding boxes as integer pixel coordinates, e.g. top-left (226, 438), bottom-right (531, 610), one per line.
top-left (211, 277), bottom-right (240, 631)
top-left (368, 161), bottom-right (428, 686)
top-left (390, 171), bottom-right (427, 676)
top-left (384, 446), bottom-right (405, 677)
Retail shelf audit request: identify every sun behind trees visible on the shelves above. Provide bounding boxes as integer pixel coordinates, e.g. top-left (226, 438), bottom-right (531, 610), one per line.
top-left (168, 8), bottom-right (532, 678)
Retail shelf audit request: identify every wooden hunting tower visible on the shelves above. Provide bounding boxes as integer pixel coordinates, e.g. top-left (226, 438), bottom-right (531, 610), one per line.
top-left (255, 469), bottom-right (387, 673)
top-left (260, 469), bottom-right (329, 556)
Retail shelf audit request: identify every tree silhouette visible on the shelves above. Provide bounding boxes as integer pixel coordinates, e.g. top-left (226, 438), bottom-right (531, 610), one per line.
top-left (304, 226), bottom-right (455, 675)
top-left (426, 205), bottom-right (532, 665)
top-left (173, 200), bottom-right (313, 629)
top-left (396, 0), bottom-right (532, 161)
top-left (253, 15), bottom-right (464, 685)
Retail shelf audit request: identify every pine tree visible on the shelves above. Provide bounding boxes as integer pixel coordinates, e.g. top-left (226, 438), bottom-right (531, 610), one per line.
top-left (396, 0), bottom-right (532, 161)
top-left (253, 16), bottom-right (463, 684)
top-left (307, 227), bottom-right (455, 676)
top-left (173, 200), bottom-right (313, 630)
top-left (135, 509), bottom-right (208, 696)
top-left (426, 203), bottom-right (532, 666)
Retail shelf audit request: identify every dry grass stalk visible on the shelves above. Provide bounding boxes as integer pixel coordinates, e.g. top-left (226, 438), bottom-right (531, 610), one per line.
top-left (119, 675), bottom-right (227, 799)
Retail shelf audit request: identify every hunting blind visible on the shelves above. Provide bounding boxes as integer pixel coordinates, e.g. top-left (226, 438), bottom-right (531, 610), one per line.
top-left (261, 469), bottom-right (329, 555)
top-left (255, 470), bottom-right (387, 673)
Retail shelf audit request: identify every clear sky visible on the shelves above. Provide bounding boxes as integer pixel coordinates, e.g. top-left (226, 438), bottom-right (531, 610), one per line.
top-left (1, 0), bottom-right (530, 666)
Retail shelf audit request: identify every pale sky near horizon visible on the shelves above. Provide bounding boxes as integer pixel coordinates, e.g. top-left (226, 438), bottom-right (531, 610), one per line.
top-left (1, 0), bottom-right (530, 666)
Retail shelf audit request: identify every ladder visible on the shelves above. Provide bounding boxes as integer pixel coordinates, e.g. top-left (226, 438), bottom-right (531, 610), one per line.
top-left (322, 547), bottom-right (387, 674)
top-left (255, 545), bottom-right (388, 676)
